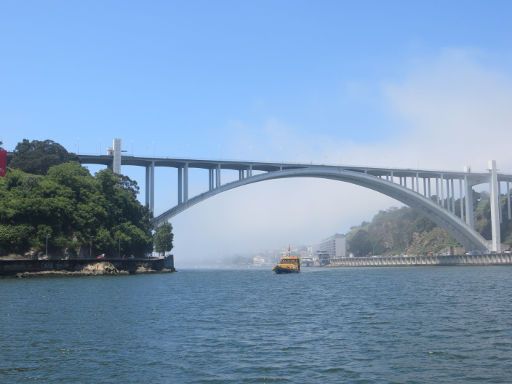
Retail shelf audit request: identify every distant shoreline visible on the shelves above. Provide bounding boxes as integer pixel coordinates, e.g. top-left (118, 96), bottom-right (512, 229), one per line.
top-left (0, 257), bottom-right (176, 277)
top-left (328, 253), bottom-right (512, 267)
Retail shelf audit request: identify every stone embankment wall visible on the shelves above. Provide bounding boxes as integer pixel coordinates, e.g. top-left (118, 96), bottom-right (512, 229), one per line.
top-left (329, 254), bottom-right (512, 267)
top-left (0, 256), bottom-right (175, 276)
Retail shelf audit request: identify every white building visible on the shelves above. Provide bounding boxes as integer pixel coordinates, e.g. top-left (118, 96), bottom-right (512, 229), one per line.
top-left (252, 255), bottom-right (267, 266)
top-left (317, 233), bottom-right (346, 261)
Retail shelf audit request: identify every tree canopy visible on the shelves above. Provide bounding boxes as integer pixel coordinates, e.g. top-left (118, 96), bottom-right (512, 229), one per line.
top-left (0, 160), bottom-right (153, 258)
top-left (9, 139), bottom-right (78, 175)
top-left (154, 222), bottom-right (174, 256)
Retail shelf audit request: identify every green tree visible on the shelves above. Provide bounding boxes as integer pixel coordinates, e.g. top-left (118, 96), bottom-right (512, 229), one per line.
top-left (0, 157), bottom-right (153, 258)
top-left (154, 223), bottom-right (174, 256)
top-left (348, 229), bottom-right (373, 257)
top-left (10, 139), bottom-right (78, 175)
top-left (95, 169), bottom-right (153, 256)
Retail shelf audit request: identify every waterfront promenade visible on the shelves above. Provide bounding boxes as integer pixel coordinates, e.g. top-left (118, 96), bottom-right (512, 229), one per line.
top-left (329, 253), bottom-right (512, 267)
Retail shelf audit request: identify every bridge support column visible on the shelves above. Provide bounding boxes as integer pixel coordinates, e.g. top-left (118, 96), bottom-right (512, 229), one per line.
top-left (507, 182), bottom-right (511, 220)
top-left (184, 163), bottom-right (189, 202)
top-left (216, 164), bottom-right (221, 188)
top-left (178, 167), bottom-right (183, 204)
top-left (248, 165), bottom-right (253, 177)
top-left (499, 181), bottom-right (502, 224)
top-left (149, 161), bottom-right (155, 213)
top-left (238, 169), bottom-right (244, 180)
top-left (459, 179), bottom-right (464, 222)
top-left (465, 176), bottom-right (474, 229)
top-left (440, 175), bottom-right (445, 208)
top-left (112, 138), bottom-right (122, 174)
top-left (446, 178), bottom-right (451, 211)
top-left (450, 178), bottom-right (455, 213)
top-left (489, 160), bottom-right (501, 252)
top-left (145, 165), bottom-right (150, 208)
top-left (209, 169), bottom-right (214, 191)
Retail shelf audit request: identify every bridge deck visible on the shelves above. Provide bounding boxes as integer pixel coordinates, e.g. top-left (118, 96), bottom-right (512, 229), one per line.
top-left (75, 154), bottom-right (512, 182)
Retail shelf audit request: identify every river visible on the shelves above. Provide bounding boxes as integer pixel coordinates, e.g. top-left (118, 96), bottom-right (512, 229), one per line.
top-left (1, 266), bottom-right (512, 383)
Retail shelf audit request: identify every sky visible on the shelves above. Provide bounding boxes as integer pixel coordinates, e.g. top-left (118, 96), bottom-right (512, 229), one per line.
top-left (1, 1), bottom-right (512, 266)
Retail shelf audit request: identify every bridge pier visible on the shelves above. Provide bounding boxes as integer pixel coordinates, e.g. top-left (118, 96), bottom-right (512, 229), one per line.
top-left (440, 174), bottom-right (445, 208)
top-left (209, 169), bottom-right (214, 191)
top-left (507, 182), bottom-right (511, 220)
top-left (216, 164), bottom-right (221, 188)
top-left (459, 179), bottom-right (464, 222)
top-left (177, 164), bottom-right (189, 203)
top-left (489, 160), bottom-right (501, 252)
top-left (464, 176), bottom-right (475, 228)
top-left (145, 161), bottom-right (155, 213)
top-left (184, 163), bottom-right (189, 202)
top-left (451, 179), bottom-right (455, 213)
top-left (446, 177), bottom-right (451, 211)
top-left (178, 167), bottom-right (183, 204)
top-left (145, 165), bottom-right (150, 207)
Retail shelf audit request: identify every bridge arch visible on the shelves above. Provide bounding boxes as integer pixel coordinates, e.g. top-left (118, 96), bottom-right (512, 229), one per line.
top-left (153, 167), bottom-right (489, 252)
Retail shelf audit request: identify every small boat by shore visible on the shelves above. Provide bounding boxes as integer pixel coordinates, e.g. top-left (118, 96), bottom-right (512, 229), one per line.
top-left (272, 250), bottom-right (300, 274)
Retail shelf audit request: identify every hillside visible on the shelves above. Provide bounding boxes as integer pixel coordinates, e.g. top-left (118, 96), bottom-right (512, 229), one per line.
top-left (347, 192), bottom-right (512, 256)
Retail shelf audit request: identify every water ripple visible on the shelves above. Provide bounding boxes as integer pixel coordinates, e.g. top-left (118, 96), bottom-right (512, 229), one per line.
top-left (1, 267), bottom-right (512, 383)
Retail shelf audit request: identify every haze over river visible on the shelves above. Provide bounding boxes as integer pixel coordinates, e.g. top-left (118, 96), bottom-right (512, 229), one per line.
top-left (1, 266), bottom-right (512, 383)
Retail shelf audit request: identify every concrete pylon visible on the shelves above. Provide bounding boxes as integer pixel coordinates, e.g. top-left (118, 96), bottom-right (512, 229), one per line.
top-left (489, 160), bottom-right (501, 252)
top-left (149, 161), bottom-right (155, 214)
top-left (112, 138), bottom-right (122, 174)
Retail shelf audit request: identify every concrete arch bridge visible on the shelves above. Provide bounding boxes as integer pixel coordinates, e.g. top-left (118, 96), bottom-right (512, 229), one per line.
top-left (78, 141), bottom-right (512, 253)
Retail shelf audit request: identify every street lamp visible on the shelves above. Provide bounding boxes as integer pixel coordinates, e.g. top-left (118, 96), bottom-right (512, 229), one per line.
top-left (45, 233), bottom-right (50, 258)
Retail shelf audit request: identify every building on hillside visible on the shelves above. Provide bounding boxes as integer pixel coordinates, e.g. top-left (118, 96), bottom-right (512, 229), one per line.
top-left (252, 255), bottom-right (266, 266)
top-left (316, 233), bottom-right (346, 263)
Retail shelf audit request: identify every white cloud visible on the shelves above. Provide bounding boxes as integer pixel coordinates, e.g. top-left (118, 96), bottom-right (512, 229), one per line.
top-left (170, 49), bottom-right (512, 266)
top-left (381, 49), bottom-right (512, 171)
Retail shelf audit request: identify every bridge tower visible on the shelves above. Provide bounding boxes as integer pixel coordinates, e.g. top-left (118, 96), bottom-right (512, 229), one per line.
top-left (112, 138), bottom-right (122, 174)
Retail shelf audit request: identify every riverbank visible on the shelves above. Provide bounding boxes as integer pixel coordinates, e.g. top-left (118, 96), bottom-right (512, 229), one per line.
top-left (0, 256), bottom-right (176, 277)
top-left (328, 253), bottom-right (512, 267)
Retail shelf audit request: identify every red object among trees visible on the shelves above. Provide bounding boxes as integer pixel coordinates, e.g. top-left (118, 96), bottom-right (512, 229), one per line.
top-left (0, 149), bottom-right (6, 177)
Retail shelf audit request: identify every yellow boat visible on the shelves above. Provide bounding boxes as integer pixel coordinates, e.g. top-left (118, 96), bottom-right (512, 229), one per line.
top-left (273, 254), bottom-right (300, 274)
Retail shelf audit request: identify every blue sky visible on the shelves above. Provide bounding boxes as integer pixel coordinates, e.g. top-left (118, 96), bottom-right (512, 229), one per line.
top-left (2, 1), bottom-right (510, 155)
top-left (2, 1), bottom-right (512, 264)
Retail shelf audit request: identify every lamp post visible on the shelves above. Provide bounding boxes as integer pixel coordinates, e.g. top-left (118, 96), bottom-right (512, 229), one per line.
top-left (45, 233), bottom-right (50, 259)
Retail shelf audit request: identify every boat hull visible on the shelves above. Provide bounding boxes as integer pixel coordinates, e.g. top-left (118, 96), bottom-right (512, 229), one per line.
top-left (273, 266), bottom-right (299, 274)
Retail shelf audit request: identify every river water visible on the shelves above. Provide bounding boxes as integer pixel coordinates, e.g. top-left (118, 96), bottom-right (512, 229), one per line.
top-left (1, 266), bottom-right (512, 383)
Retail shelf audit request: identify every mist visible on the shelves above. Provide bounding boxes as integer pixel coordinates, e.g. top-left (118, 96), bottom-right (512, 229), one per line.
top-left (145, 50), bottom-right (512, 267)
